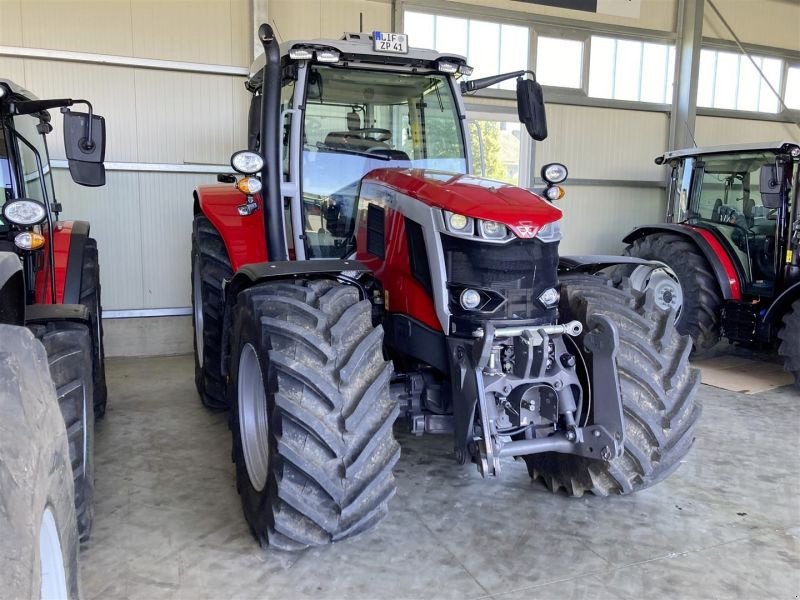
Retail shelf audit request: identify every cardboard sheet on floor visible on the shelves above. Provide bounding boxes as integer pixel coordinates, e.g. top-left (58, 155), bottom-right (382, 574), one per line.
top-left (693, 355), bottom-right (794, 394)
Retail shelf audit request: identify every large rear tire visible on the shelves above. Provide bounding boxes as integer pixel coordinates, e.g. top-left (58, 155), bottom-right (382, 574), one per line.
top-left (28, 321), bottom-right (95, 542)
top-left (0, 325), bottom-right (80, 599)
top-left (229, 279), bottom-right (399, 550)
top-left (523, 275), bottom-right (702, 496)
top-left (80, 237), bottom-right (107, 420)
top-left (191, 215), bottom-right (233, 410)
top-left (778, 299), bottom-right (800, 389)
top-left (626, 233), bottom-right (723, 355)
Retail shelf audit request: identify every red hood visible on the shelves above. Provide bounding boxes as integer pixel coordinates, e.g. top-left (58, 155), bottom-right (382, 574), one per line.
top-left (364, 169), bottom-right (562, 239)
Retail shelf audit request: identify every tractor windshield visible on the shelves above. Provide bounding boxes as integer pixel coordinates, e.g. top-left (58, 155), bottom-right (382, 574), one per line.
top-left (680, 151), bottom-right (788, 287)
top-left (301, 66), bottom-right (466, 257)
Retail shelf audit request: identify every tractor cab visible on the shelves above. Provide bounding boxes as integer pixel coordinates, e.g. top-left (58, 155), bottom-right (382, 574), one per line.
top-left (662, 142), bottom-right (799, 299)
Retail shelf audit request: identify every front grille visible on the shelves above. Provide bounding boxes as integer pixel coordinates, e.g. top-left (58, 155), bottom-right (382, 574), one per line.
top-left (440, 234), bottom-right (559, 327)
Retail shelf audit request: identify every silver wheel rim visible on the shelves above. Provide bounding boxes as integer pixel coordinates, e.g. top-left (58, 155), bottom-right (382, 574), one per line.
top-left (192, 256), bottom-right (204, 368)
top-left (629, 265), bottom-right (684, 318)
top-left (238, 343), bottom-right (270, 492)
top-left (39, 507), bottom-right (68, 600)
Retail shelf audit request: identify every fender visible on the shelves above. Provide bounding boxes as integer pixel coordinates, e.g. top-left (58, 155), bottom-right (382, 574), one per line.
top-left (25, 303), bottom-right (91, 326)
top-left (0, 251), bottom-right (25, 325)
top-left (623, 224), bottom-right (742, 300)
top-left (558, 255), bottom-right (668, 275)
top-left (219, 259), bottom-right (371, 378)
top-left (194, 184), bottom-right (267, 271)
top-left (763, 281), bottom-right (800, 325)
top-left (34, 220), bottom-right (90, 305)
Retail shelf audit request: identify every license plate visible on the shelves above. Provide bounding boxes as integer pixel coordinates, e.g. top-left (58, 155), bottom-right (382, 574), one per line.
top-left (373, 32), bottom-right (408, 54)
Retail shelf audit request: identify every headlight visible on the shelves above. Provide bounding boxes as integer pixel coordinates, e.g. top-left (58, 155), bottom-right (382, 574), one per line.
top-left (444, 211), bottom-right (474, 234)
top-left (315, 49), bottom-right (341, 63)
top-left (230, 150), bottom-right (264, 175)
top-left (536, 220), bottom-right (562, 243)
top-left (541, 163), bottom-right (568, 184)
top-left (14, 231), bottom-right (45, 250)
top-left (545, 185), bottom-right (565, 201)
top-left (478, 220), bottom-right (508, 240)
top-left (3, 199), bottom-right (46, 225)
top-left (236, 177), bottom-right (262, 195)
top-left (460, 289), bottom-right (482, 310)
top-left (289, 47), bottom-right (314, 60)
top-left (437, 61), bottom-right (459, 74)
top-left (538, 287), bottom-right (560, 308)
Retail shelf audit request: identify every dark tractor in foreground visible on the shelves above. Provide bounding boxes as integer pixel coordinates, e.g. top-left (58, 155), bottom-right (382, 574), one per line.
top-left (622, 142), bottom-right (800, 387)
top-left (191, 26), bottom-right (702, 551)
top-left (1, 77), bottom-right (109, 544)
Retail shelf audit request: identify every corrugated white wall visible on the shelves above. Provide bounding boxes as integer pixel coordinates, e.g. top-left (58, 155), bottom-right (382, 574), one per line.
top-left (1, 0), bottom-right (252, 311)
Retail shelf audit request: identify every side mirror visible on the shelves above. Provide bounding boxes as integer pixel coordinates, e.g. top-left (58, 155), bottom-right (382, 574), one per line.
top-left (63, 108), bottom-right (106, 187)
top-left (759, 162), bottom-right (783, 209)
top-left (516, 77), bottom-right (547, 142)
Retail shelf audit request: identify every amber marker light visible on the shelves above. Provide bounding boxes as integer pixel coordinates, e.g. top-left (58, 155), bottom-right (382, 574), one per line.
top-left (236, 177), bottom-right (262, 195)
top-left (14, 231), bottom-right (46, 250)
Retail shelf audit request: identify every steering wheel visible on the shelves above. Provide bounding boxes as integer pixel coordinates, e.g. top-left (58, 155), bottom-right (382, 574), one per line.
top-left (356, 127), bottom-right (391, 142)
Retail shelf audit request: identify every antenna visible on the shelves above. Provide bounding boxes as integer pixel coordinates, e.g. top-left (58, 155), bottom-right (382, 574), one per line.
top-left (359, 12), bottom-right (364, 33)
top-left (706, 0), bottom-right (799, 132)
top-left (271, 19), bottom-right (284, 43)
top-left (685, 119), bottom-right (698, 148)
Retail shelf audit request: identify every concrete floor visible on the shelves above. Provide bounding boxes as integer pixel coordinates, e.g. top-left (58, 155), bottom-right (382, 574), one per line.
top-left (81, 354), bottom-right (799, 600)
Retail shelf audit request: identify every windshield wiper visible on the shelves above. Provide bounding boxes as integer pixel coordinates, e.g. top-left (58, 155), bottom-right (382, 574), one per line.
top-left (315, 143), bottom-right (391, 161)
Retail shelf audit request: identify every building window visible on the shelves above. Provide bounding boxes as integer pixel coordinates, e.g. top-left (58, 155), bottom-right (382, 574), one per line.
top-left (588, 36), bottom-right (675, 103)
top-left (404, 11), bottom-right (529, 90)
top-left (697, 49), bottom-right (783, 113)
top-left (782, 66), bottom-right (799, 110)
top-left (536, 36), bottom-right (583, 89)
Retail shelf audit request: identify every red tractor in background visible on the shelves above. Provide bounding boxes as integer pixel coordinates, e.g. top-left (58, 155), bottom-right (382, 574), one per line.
top-left (192, 25), bottom-right (701, 551)
top-left (0, 77), bottom-right (109, 543)
top-left (621, 142), bottom-right (800, 387)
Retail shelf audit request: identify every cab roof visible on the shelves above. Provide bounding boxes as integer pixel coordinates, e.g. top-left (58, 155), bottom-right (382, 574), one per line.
top-left (247, 32), bottom-right (467, 90)
top-left (657, 141), bottom-right (800, 164)
top-left (0, 78), bottom-right (36, 101)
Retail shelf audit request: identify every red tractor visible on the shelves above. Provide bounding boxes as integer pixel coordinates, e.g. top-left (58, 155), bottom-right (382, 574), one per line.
top-left (622, 142), bottom-right (800, 387)
top-left (192, 25), bottom-right (701, 551)
top-left (1, 77), bottom-right (108, 542)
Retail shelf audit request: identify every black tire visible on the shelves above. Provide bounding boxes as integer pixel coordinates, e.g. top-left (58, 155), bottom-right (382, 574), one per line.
top-left (523, 275), bottom-right (702, 496)
top-left (778, 299), bottom-right (800, 389)
top-left (625, 233), bottom-right (723, 355)
top-left (28, 320), bottom-right (95, 542)
top-left (0, 325), bottom-right (80, 599)
top-left (81, 237), bottom-right (108, 420)
top-left (229, 279), bottom-right (399, 550)
top-left (192, 215), bottom-right (233, 410)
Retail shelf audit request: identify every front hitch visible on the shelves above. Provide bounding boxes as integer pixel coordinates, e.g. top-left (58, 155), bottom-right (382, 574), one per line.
top-left (449, 316), bottom-right (625, 478)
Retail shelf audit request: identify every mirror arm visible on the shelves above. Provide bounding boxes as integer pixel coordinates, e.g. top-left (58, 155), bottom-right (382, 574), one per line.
top-left (461, 70), bottom-right (533, 94)
top-left (61, 100), bottom-right (96, 153)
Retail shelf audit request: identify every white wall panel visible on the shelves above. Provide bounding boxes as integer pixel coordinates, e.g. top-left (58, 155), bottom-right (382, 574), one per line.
top-left (268, 0), bottom-right (322, 40)
top-left (138, 173), bottom-right (216, 308)
top-left (703, 0), bottom-right (800, 52)
top-left (22, 60), bottom-right (139, 162)
top-left (131, 0), bottom-right (250, 65)
top-left (535, 105), bottom-right (669, 181)
top-left (696, 116), bottom-right (800, 147)
top-left (558, 186), bottom-right (666, 255)
top-left (54, 170), bottom-right (145, 310)
top-left (133, 69), bottom-right (249, 164)
top-left (19, 0), bottom-right (134, 56)
top-left (0, 0), bottom-right (22, 46)
top-left (0, 57), bottom-right (26, 84)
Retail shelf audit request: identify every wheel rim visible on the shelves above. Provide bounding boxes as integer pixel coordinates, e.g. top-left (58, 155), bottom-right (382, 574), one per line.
top-left (629, 265), bottom-right (683, 318)
top-left (39, 507), bottom-right (68, 600)
top-left (192, 256), bottom-right (204, 368)
top-left (238, 343), bottom-right (270, 492)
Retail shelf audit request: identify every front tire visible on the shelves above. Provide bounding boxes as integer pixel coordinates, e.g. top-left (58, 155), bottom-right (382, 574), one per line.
top-left (229, 279), bottom-right (399, 550)
top-left (523, 275), bottom-right (702, 496)
top-left (80, 237), bottom-right (107, 420)
top-left (778, 299), bottom-right (800, 389)
top-left (28, 321), bottom-right (96, 542)
top-left (192, 215), bottom-right (233, 410)
top-left (0, 325), bottom-right (80, 599)
top-left (626, 233), bottom-right (723, 355)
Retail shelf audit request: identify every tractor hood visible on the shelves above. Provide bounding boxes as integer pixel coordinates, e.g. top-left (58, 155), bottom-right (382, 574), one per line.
top-left (364, 169), bottom-right (562, 238)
